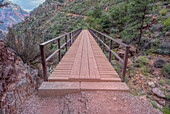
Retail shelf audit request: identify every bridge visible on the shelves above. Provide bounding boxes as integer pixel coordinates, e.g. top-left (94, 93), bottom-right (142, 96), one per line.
top-left (38, 28), bottom-right (130, 97)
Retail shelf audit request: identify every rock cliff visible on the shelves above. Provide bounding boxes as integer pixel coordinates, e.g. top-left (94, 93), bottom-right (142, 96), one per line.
top-left (0, 0), bottom-right (29, 31)
top-left (0, 39), bottom-right (41, 113)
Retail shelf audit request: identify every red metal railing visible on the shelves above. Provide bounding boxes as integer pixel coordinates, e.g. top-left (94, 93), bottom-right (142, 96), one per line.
top-left (40, 28), bottom-right (82, 81)
top-left (88, 28), bottom-right (130, 82)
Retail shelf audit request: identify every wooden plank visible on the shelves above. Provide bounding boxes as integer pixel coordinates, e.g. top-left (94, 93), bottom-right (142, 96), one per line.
top-left (80, 31), bottom-right (89, 79)
top-left (87, 31), bottom-right (100, 79)
top-left (69, 32), bottom-right (84, 79)
top-left (88, 30), bottom-right (120, 80)
top-left (48, 32), bottom-right (83, 81)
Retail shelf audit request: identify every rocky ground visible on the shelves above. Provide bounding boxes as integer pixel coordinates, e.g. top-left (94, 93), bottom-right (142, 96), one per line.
top-left (126, 55), bottom-right (170, 110)
top-left (16, 91), bottom-right (162, 114)
top-left (112, 45), bottom-right (170, 112)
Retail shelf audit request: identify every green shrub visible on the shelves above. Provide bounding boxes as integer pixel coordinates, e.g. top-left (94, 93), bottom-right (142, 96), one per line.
top-left (125, 76), bottom-right (130, 83)
top-left (132, 91), bottom-right (137, 96)
top-left (150, 25), bottom-right (156, 32)
top-left (7, 28), bottom-right (43, 63)
top-left (150, 39), bottom-right (160, 47)
top-left (165, 78), bottom-right (170, 85)
top-left (159, 79), bottom-right (164, 86)
top-left (162, 63), bottom-right (170, 77)
top-left (150, 75), bottom-right (156, 78)
top-left (165, 94), bottom-right (170, 99)
top-left (155, 42), bottom-right (170, 55)
top-left (149, 100), bottom-right (158, 109)
top-left (136, 56), bottom-right (149, 67)
top-left (154, 49), bottom-right (170, 55)
top-left (141, 66), bottom-right (152, 76)
top-left (162, 105), bottom-right (170, 114)
top-left (159, 7), bottom-right (168, 16)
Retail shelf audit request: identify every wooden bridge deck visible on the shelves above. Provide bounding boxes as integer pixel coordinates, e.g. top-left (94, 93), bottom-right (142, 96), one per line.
top-left (48, 30), bottom-right (121, 82)
top-left (39, 30), bottom-right (129, 97)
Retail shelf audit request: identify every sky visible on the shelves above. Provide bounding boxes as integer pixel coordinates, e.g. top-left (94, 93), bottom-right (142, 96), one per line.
top-left (8, 0), bottom-right (45, 12)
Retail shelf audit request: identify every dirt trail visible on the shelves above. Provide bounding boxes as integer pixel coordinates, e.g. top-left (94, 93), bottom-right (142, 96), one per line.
top-left (59, 10), bottom-right (87, 18)
top-left (66, 12), bottom-right (87, 18)
top-left (16, 91), bottom-right (162, 114)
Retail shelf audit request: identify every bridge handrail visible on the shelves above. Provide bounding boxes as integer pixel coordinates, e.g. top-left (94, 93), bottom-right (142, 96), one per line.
top-left (88, 28), bottom-right (130, 82)
top-left (89, 28), bottom-right (129, 47)
top-left (40, 29), bottom-right (81, 46)
top-left (40, 28), bottom-right (82, 81)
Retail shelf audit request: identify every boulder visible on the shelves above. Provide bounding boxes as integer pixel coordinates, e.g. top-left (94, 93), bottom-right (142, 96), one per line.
top-left (139, 95), bottom-right (147, 101)
top-left (158, 100), bottom-right (165, 106)
top-left (154, 58), bottom-right (165, 68)
top-left (112, 43), bottom-right (120, 48)
top-left (154, 23), bottom-right (162, 32)
top-left (129, 45), bottom-right (136, 56)
top-left (127, 58), bottom-right (133, 66)
top-left (152, 32), bottom-right (160, 38)
top-left (152, 71), bottom-right (160, 77)
top-left (147, 82), bottom-right (155, 88)
top-left (117, 49), bottom-right (125, 58)
top-left (165, 31), bottom-right (170, 37)
top-left (117, 49), bottom-right (131, 59)
top-left (152, 88), bottom-right (165, 98)
top-left (143, 42), bottom-right (150, 49)
top-left (157, 103), bottom-right (163, 109)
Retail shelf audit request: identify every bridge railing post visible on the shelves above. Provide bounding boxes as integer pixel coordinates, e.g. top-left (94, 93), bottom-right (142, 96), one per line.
top-left (65, 35), bottom-right (67, 52)
top-left (40, 45), bottom-right (48, 81)
top-left (72, 31), bottom-right (75, 43)
top-left (97, 33), bottom-right (99, 44)
top-left (69, 33), bottom-right (72, 46)
top-left (58, 39), bottom-right (61, 62)
top-left (109, 40), bottom-right (112, 62)
top-left (121, 46), bottom-right (130, 82)
top-left (99, 34), bottom-right (101, 46)
top-left (102, 36), bottom-right (105, 52)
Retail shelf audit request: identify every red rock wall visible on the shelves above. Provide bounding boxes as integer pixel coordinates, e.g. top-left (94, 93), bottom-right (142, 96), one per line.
top-left (0, 39), bottom-right (40, 113)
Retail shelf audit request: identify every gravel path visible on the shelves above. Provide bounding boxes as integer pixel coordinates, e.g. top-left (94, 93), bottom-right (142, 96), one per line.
top-left (16, 91), bottom-right (162, 114)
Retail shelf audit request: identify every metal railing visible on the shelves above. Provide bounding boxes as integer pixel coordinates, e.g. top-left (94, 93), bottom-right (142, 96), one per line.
top-left (88, 28), bottom-right (130, 82)
top-left (40, 28), bottom-right (82, 81)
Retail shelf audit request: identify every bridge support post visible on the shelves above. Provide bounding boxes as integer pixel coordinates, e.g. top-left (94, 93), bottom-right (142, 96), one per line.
top-left (58, 39), bottom-right (61, 61)
top-left (40, 45), bottom-right (48, 81)
top-left (122, 46), bottom-right (130, 82)
top-left (65, 35), bottom-right (67, 52)
top-left (109, 40), bottom-right (112, 62)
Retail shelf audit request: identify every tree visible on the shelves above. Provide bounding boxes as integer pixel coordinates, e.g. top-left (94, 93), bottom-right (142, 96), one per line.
top-left (122, 0), bottom-right (155, 51)
top-left (109, 1), bottom-right (129, 36)
top-left (86, 3), bottom-right (112, 33)
top-left (7, 28), bottom-right (43, 63)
